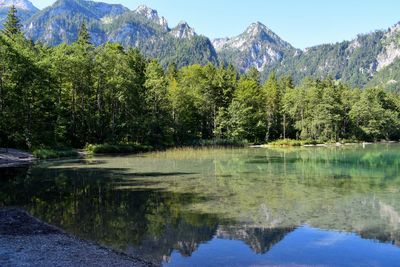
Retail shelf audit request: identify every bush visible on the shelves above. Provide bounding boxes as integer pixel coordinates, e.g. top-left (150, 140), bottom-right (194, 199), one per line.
top-left (267, 139), bottom-right (302, 146)
top-left (33, 148), bottom-right (79, 159)
top-left (85, 143), bottom-right (153, 154)
top-left (267, 139), bottom-right (318, 147)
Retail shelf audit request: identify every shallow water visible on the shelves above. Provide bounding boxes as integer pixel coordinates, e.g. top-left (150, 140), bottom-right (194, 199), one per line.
top-left (1, 144), bottom-right (400, 266)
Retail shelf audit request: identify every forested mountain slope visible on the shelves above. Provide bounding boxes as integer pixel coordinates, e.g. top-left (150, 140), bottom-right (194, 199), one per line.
top-left (21, 0), bottom-right (217, 67)
top-left (3, 0), bottom-right (400, 89)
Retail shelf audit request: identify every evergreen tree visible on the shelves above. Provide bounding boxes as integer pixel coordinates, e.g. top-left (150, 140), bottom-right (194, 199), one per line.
top-left (77, 22), bottom-right (91, 45)
top-left (3, 5), bottom-right (22, 38)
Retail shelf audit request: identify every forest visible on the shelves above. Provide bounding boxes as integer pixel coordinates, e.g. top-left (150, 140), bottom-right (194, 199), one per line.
top-left (1, 7), bottom-right (400, 151)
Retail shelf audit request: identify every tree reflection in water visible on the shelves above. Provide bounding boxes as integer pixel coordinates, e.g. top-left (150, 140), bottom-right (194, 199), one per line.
top-left (1, 145), bottom-right (400, 265)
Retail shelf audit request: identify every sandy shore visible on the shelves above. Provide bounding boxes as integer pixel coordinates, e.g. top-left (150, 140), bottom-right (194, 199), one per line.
top-left (0, 208), bottom-right (156, 267)
top-left (0, 148), bottom-right (36, 167)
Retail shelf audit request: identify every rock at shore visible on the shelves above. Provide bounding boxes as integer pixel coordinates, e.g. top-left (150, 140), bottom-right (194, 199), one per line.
top-left (0, 148), bottom-right (36, 167)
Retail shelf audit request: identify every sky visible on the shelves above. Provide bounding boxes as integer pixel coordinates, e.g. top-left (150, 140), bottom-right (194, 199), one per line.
top-left (29, 0), bottom-right (400, 49)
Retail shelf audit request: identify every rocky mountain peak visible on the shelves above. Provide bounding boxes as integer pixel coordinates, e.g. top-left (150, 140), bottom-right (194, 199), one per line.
top-left (244, 21), bottom-right (292, 50)
top-left (214, 21), bottom-right (295, 72)
top-left (388, 21), bottom-right (400, 36)
top-left (375, 22), bottom-right (400, 71)
top-left (134, 4), bottom-right (168, 30)
top-left (171, 21), bottom-right (197, 39)
top-left (246, 21), bottom-right (268, 35)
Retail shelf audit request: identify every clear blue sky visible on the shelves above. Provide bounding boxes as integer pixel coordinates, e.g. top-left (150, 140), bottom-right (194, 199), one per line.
top-left (30, 0), bottom-right (400, 49)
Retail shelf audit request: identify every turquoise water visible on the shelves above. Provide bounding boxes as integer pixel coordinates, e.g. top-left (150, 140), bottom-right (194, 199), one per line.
top-left (1, 144), bottom-right (400, 266)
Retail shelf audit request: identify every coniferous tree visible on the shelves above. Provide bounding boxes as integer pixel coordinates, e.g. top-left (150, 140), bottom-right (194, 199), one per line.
top-left (77, 22), bottom-right (91, 46)
top-left (3, 5), bottom-right (21, 38)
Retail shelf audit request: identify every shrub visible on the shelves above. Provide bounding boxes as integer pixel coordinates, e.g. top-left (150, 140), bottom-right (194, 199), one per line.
top-left (84, 143), bottom-right (153, 154)
top-left (267, 139), bottom-right (318, 147)
top-left (33, 148), bottom-right (79, 159)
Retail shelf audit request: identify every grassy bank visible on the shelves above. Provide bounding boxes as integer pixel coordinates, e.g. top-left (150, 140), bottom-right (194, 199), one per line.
top-left (265, 138), bottom-right (388, 147)
top-left (32, 148), bottom-right (79, 160)
top-left (266, 139), bottom-right (318, 147)
top-left (85, 140), bottom-right (248, 155)
top-left (189, 139), bottom-right (248, 147)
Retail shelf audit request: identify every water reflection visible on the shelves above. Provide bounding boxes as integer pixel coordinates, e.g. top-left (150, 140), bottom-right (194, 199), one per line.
top-left (1, 144), bottom-right (400, 266)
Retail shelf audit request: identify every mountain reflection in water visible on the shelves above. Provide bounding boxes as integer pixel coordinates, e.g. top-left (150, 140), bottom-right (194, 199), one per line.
top-left (1, 144), bottom-right (400, 266)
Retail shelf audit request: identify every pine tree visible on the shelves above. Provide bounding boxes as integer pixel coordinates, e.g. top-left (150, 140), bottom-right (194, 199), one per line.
top-left (77, 22), bottom-right (91, 45)
top-left (3, 5), bottom-right (22, 38)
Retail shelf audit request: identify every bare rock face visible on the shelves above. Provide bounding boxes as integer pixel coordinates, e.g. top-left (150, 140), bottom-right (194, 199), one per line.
top-left (134, 5), bottom-right (169, 31)
top-left (214, 22), bottom-right (295, 72)
top-left (377, 23), bottom-right (400, 71)
top-left (170, 21), bottom-right (197, 39)
top-left (0, 0), bottom-right (38, 11)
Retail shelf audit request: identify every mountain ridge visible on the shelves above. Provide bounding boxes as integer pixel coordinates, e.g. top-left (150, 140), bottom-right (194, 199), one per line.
top-left (214, 21), bottom-right (295, 72)
top-left (3, 0), bottom-right (400, 90)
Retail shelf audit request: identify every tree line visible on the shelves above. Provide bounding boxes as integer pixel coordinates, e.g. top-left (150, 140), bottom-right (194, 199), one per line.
top-left (1, 7), bottom-right (400, 150)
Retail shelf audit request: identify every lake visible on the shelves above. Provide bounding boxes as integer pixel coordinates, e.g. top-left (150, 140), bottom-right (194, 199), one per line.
top-left (1, 144), bottom-right (400, 266)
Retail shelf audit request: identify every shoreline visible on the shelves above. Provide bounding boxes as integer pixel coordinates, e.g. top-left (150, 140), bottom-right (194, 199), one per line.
top-left (1, 141), bottom-right (398, 168)
top-left (0, 148), bottom-right (37, 168)
top-left (0, 208), bottom-right (156, 267)
top-left (256, 140), bottom-right (399, 148)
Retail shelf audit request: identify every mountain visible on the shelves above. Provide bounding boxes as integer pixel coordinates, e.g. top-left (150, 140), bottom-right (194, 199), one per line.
top-left (263, 22), bottom-right (400, 89)
top-left (0, 0), bottom-right (39, 27)
top-left (367, 23), bottom-right (400, 92)
top-left (213, 20), bottom-right (400, 90)
top-left (134, 4), bottom-right (168, 31)
top-left (170, 21), bottom-right (197, 39)
top-left (3, 0), bottom-right (400, 90)
top-left (22, 0), bottom-right (217, 67)
top-left (21, 0), bottom-right (115, 45)
top-left (216, 226), bottom-right (294, 254)
top-left (214, 22), bottom-right (295, 72)
top-left (24, 0), bottom-right (128, 45)
top-left (264, 30), bottom-right (385, 87)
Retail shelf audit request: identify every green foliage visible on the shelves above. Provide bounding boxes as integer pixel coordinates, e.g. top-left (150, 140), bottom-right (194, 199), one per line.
top-left (267, 139), bottom-right (313, 147)
top-left (77, 22), bottom-right (91, 45)
top-left (2, 5), bottom-right (21, 38)
top-left (223, 77), bottom-right (267, 143)
top-left (144, 60), bottom-right (173, 146)
top-left (273, 139), bottom-right (321, 146)
top-left (85, 143), bottom-right (153, 154)
top-left (349, 88), bottom-right (400, 141)
top-left (368, 59), bottom-right (400, 92)
top-left (1, 12), bottom-right (400, 151)
top-left (33, 148), bottom-right (79, 159)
